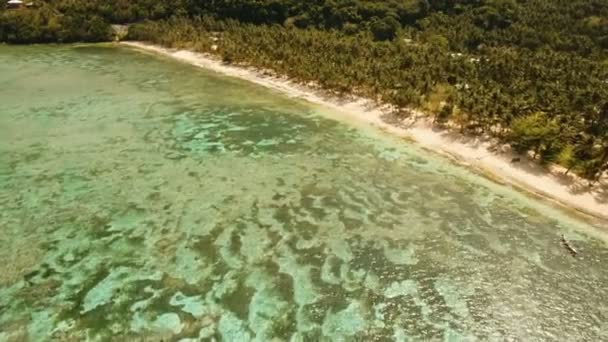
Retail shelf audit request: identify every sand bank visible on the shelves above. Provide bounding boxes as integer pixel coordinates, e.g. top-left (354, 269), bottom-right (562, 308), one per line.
top-left (122, 41), bottom-right (608, 223)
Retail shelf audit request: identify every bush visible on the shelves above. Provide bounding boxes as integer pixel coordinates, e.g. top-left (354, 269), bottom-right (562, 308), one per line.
top-left (509, 112), bottom-right (560, 160)
top-left (342, 22), bottom-right (359, 35)
top-left (370, 16), bottom-right (400, 41)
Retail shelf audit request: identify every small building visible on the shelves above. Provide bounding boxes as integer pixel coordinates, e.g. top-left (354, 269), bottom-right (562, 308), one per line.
top-left (7, 0), bottom-right (24, 9)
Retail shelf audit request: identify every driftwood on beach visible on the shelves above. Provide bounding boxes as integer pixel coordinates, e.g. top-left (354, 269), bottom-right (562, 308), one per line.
top-left (561, 234), bottom-right (578, 257)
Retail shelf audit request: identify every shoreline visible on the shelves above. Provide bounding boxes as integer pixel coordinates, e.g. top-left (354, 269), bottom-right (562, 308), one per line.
top-left (121, 41), bottom-right (608, 224)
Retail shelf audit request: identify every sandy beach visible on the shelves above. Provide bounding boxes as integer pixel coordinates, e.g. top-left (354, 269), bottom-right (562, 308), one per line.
top-left (122, 41), bottom-right (608, 223)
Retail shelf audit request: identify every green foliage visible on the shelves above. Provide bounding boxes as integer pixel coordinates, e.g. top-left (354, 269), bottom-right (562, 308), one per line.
top-left (0, 0), bottom-right (184, 43)
top-left (0, 6), bottom-right (112, 43)
top-left (509, 112), bottom-right (561, 161)
top-left (342, 22), bottom-right (359, 35)
top-left (370, 16), bottom-right (400, 41)
top-left (424, 33), bottom-right (449, 49)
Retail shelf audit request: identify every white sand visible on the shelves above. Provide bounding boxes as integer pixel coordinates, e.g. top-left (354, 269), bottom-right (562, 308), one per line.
top-left (122, 41), bottom-right (608, 222)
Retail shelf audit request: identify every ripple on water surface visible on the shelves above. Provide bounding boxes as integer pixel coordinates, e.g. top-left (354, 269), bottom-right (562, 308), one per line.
top-left (1, 45), bottom-right (607, 341)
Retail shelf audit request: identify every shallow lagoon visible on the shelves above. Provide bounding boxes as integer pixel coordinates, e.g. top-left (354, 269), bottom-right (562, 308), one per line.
top-left (1, 45), bottom-right (607, 341)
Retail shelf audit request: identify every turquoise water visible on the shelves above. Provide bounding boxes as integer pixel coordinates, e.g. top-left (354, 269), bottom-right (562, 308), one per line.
top-left (0, 44), bottom-right (607, 341)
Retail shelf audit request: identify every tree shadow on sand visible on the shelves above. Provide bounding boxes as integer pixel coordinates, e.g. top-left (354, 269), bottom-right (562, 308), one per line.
top-left (383, 114), bottom-right (608, 211)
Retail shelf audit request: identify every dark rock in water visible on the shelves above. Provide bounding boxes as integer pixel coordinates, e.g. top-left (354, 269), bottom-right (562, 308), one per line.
top-left (511, 157), bottom-right (521, 163)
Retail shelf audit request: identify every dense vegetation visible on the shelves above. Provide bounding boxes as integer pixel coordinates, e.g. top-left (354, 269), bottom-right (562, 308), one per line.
top-left (2, 0), bottom-right (608, 181)
top-left (0, 0), bottom-right (189, 42)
